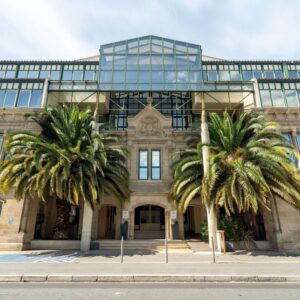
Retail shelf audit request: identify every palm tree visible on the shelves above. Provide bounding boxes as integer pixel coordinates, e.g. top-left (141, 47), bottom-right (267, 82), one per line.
top-left (0, 105), bottom-right (130, 239)
top-left (170, 110), bottom-right (300, 222)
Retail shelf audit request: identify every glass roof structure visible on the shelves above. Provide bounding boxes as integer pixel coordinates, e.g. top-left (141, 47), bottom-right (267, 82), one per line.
top-left (99, 35), bottom-right (203, 91)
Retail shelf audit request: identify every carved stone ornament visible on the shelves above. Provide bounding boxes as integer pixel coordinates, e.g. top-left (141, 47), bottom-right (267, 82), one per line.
top-left (138, 116), bottom-right (161, 136)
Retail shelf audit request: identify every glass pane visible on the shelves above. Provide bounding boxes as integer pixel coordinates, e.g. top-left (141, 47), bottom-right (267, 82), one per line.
top-left (139, 168), bottom-right (148, 180)
top-left (151, 71), bottom-right (163, 83)
top-left (177, 71), bottom-right (189, 83)
top-left (100, 71), bottom-right (112, 82)
top-left (271, 90), bottom-right (285, 107)
top-left (152, 150), bottom-right (160, 166)
top-left (39, 70), bottom-right (50, 78)
top-left (0, 134), bottom-right (3, 151)
top-left (17, 90), bottom-right (30, 107)
top-left (230, 70), bottom-right (241, 80)
top-left (139, 55), bottom-right (151, 69)
top-left (140, 207), bottom-right (150, 223)
top-left (128, 40), bottom-right (139, 54)
top-left (242, 71), bottom-right (252, 80)
top-left (288, 70), bottom-right (298, 78)
top-left (5, 70), bottom-right (16, 78)
top-left (30, 90), bottom-right (43, 107)
top-left (139, 151), bottom-right (148, 166)
top-left (165, 71), bottom-right (176, 83)
top-left (219, 71), bottom-right (230, 81)
top-left (114, 43), bottom-right (126, 54)
top-left (260, 90), bottom-right (272, 107)
top-left (28, 70), bottom-right (39, 78)
top-left (188, 55), bottom-right (201, 69)
top-left (50, 71), bottom-right (60, 80)
top-left (253, 71), bottom-right (263, 79)
top-left (18, 71), bottom-right (27, 78)
top-left (62, 71), bottom-right (72, 80)
top-left (126, 55), bottom-right (139, 69)
top-left (176, 55), bottom-right (188, 69)
top-left (100, 55), bottom-right (114, 69)
top-left (151, 168), bottom-right (160, 180)
top-left (0, 71), bottom-right (5, 78)
top-left (139, 71), bottom-right (151, 82)
top-left (285, 90), bottom-right (299, 107)
top-left (114, 55), bottom-right (126, 69)
top-left (264, 71), bottom-right (274, 79)
top-left (4, 90), bottom-right (17, 107)
top-left (296, 134), bottom-right (300, 151)
top-left (84, 70), bottom-right (95, 80)
top-left (207, 71), bottom-right (218, 81)
top-left (189, 71), bottom-right (202, 83)
top-left (274, 70), bottom-right (284, 79)
top-left (151, 55), bottom-right (163, 69)
top-left (113, 71), bottom-right (125, 82)
top-left (0, 90), bottom-right (5, 106)
top-left (72, 70), bottom-right (83, 80)
top-left (126, 71), bottom-right (138, 83)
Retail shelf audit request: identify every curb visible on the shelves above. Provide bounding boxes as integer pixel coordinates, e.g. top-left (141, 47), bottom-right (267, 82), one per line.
top-left (0, 274), bottom-right (300, 283)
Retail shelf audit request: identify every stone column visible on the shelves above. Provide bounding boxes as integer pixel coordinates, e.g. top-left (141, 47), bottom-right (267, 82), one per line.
top-left (115, 207), bottom-right (121, 240)
top-left (128, 210), bottom-right (135, 240)
top-left (91, 209), bottom-right (98, 240)
top-left (178, 211), bottom-right (185, 240)
top-left (80, 202), bottom-right (93, 251)
top-left (164, 210), bottom-right (170, 239)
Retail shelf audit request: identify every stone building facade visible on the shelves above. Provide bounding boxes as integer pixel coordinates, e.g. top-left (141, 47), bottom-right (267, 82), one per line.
top-left (0, 36), bottom-right (300, 251)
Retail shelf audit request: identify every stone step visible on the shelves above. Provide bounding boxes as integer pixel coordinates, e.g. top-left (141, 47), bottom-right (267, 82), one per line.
top-left (186, 241), bottom-right (210, 252)
top-left (134, 230), bottom-right (165, 239)
top-left (97, 239), bottom-right (189, 251)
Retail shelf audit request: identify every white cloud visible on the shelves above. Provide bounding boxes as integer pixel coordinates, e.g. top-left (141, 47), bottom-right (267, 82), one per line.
top-left (0, 0), bottom-right (299, 60)
top-left (0, 0), bottom-right (92, 59)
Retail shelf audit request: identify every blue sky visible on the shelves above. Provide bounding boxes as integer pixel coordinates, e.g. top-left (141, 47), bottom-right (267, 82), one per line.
top-left (0, 0), bottom-right (299, 60)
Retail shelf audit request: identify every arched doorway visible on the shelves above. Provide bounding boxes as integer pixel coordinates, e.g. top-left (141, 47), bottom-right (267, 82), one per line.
top-left (134, 205), bottom-right (165, 239)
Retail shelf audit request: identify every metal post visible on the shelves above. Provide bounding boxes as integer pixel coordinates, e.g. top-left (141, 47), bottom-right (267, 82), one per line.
top-left (165, 238), bottom-right (168, 264)
top-left (211, 237), bottom-right (216, 263)
top-left (121, 236), bottom-right (124, 264)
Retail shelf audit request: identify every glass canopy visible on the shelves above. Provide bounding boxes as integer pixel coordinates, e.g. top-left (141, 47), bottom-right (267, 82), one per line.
top-left (99, 35), bottom-right (203, 91)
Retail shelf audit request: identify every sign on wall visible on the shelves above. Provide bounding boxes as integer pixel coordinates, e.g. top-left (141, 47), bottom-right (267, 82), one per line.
top-left (122, 210), bottom-right (129, 220)
top-left (170, 210), bottom-right (177, 221)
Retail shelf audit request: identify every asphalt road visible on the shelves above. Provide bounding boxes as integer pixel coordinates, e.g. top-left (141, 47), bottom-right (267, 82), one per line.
top-left (0, 282), bottom-right (299, 300)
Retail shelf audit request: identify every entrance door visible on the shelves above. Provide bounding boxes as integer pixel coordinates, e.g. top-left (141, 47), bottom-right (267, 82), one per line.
top-left (134, 205), bottom-right (165, 239)
top-left (105, 206), bottom-right (116, 239)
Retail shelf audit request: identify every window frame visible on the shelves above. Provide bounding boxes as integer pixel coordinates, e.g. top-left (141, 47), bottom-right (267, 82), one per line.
top-left (138, 150), bottom-right (149, 180)
top-left (151, 149), bottom-right (161, 180)
top-left (138, 149), bottom-right (162, 180)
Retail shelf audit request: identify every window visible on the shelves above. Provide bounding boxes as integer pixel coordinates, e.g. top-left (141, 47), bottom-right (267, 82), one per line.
top-left (296, 134), bottom-right (300, 151)
top-left (4, 90), bottom-right (17, 107)
top-left (0, 82), bottom-right (44, 108)
top-left (151, 150), bottom-right (161, 180)
top-left (30, 90), bottom-right (43, 107)
top-left (138, 150), bottom-right (161, 180)
top-left (0, 134), bottom-right (3, 153)
top-left (0, 201), bottom-right (3, 217)
top-left (99, 36), bottom-right (202, 91)
top-left (18, 65), bottom-right (40, 78)
top-left (0, 65), bottom-right (17, 78)
top-left (17, 90), bottom-right (31, 107)
top-left (139, 150), bottom-right (148, 180)
top-left (283, 133), bottom-right (297, 166)
top-left (285, 90), bottom-right (299, 107)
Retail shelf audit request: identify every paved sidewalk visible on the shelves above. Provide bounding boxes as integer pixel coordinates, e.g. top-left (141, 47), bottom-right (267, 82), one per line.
top-left (0, 250), bottom-right (300, 283)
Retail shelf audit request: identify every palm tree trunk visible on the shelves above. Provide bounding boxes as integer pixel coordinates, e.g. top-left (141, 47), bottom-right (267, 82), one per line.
top-left (52, 197), bottom-right (71, 240)
top-left (201, 94), bottom-right (217, 249)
